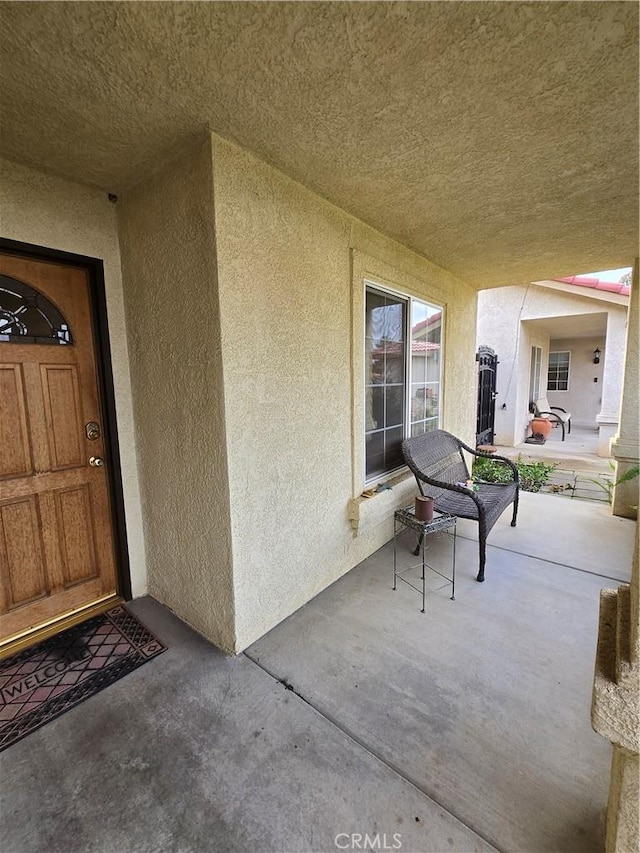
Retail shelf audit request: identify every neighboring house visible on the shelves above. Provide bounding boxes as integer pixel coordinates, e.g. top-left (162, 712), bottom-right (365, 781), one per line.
top-left (477, 276), bottom-right (630, 456)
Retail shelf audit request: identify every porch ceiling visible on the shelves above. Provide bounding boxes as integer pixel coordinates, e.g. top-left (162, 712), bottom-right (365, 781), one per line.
top-left (0, 2), bottom-right (637, 288)
top-left (526, 311), bottom-right (608, 339)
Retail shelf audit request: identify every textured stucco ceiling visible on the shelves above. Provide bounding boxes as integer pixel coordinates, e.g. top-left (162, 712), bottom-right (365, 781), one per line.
top-left (0, 1), bottom-right (637, 287)
top-left (526, 312), bottom-right (609, 339)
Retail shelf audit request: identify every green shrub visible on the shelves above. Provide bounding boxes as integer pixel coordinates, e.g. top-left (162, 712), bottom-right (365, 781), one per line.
top-left (472, 455), bottom-right (557, 493)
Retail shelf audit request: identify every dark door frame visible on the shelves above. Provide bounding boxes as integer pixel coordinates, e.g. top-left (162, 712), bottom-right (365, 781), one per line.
top-left (0, 236), bottom-right (132, 600)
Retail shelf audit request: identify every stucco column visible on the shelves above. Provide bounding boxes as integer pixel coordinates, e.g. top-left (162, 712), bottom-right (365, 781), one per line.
top-left (592, 527), bottom-right (640, 853)
top-left (600, 267), bottom-right (640, 852)
top-left (611, 258), bottom-right (639, 518)
top-left (605, 746), bottom-right (640, 852)
top-left (597, 311), bottom-right (626, 457)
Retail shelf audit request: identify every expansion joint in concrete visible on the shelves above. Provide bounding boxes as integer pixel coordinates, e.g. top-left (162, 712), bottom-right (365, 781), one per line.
top-left (243, 650), bottom-right (501, 853)
top-left (454, 533), bottom-right (629, 584)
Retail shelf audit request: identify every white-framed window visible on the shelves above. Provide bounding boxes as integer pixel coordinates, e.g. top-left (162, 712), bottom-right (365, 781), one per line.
top-left (364, 282), bottom-right (443, 481)
top-left (529, 346), bottom-right (542, 402)
top-left (547, 351), bottom-right (570, 391)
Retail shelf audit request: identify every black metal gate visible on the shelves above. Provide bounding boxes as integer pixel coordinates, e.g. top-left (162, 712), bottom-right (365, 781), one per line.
top-left (476, 345), bottom-right (498, 446)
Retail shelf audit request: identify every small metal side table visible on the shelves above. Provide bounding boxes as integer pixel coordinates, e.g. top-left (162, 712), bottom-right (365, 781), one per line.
top-left (393, 506), bottom-right (457, 612)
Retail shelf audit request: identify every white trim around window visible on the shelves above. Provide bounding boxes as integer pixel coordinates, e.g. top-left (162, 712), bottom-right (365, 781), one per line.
top-left (350, 251), bottom-right (449, 495)
top-left (363, 281), bottom-right (444, 483)
top-left (547, 350), bottom-right (571, 392)
top-left (529, 345), bottom-right (542, 402)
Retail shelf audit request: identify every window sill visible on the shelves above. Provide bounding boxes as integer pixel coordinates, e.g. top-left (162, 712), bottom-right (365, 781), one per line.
top-left (348, 470), bottom-right (416, 535)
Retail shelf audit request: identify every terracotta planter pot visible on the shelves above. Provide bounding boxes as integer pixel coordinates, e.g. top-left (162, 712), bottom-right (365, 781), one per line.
top-left (531, 417), bottom-right (552, 439)
top-left (415, 495), bottom-right (434, 521)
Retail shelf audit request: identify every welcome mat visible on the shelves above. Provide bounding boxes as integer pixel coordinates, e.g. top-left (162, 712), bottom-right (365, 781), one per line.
top-left (0, 605), bottom-right (165, 752)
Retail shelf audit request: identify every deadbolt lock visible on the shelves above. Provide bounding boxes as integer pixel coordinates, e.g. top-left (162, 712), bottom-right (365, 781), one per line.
top-left (86, 421), bottom-right (100, 441)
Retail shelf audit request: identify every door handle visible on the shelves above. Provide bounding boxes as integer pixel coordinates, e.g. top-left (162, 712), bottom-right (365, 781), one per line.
top-left (89, 456), bottom-right (104, 468)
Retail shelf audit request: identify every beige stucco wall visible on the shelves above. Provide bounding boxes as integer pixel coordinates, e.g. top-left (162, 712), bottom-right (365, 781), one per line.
top-left (547, 335), bottom-right (605, 427)
top-left (518, 324), bottom-right (550, 443)
top-left (0, 157), bottom-right (147, 597)
top-left (476, 285), bottom-right (532, 445)
top-left (211, 134), bottom-right (477, 651)
top-left (612, 262), bottom-right (639, 520)
top-left (117, 137), bottom-right (236, 652)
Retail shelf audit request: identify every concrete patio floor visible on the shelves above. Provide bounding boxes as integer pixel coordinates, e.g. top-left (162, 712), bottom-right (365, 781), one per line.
top-left (1, 493), bottom-right (635, 853)
top-left (496, 426), bottom-right (617, 504)
top-left (499, 425), bottom-right (607, 470)
top-left (497, 427), bottom-right (611, 474)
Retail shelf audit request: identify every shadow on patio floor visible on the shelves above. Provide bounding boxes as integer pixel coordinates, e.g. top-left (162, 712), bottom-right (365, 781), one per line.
top-left (0, 492), bottom-right (635, 853)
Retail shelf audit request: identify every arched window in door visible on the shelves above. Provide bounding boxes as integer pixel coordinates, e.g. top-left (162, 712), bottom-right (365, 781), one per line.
top-left (0, 274), bottom-right (72, 345)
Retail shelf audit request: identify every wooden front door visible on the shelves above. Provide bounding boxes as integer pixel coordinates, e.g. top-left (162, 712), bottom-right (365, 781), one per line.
top-left (0, 251), bottom-right (118, 642)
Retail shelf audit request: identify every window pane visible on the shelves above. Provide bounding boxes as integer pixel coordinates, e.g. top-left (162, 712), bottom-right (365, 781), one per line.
top-left (410, 300), bottom-right (441, 436)
top-left (368, 352), bottom-right (384, 384)
top-left (411, 353), bottom-right (427, 385)
top-left (365, 431), bottom-right (385, 478)
top-left (365, 286), bottom-right (442, 483)
top-left (385, 385), bottom-right (404, 427)
top-left (411, 384), bottom-right (427, 422)
top-left (369, 386), bottom-right (383, 430)
top-left (547, 351), bottom-right (570, 392)
top-left (385, 427), bottom-right (404, 469)
top-left (365, 287), bottom-right (406, 478)
top-left (385, 347), bottom-right (405, 382)
top-left (382, 303), bottom-right (404, 343)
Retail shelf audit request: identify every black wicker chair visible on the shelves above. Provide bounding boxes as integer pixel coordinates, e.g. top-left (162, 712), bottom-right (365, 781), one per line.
top-left (402, 430), bottom-right (519, 582)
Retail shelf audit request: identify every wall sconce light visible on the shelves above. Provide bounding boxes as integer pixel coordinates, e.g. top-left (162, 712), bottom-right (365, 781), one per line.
top-left (593, 347), bottom-right (601, 364)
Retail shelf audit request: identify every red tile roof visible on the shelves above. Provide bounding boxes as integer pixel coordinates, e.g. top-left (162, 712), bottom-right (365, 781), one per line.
top-left (411, 311), bottom-right (442, 334)
top-left (372, 341), bottom-right (440, 356)
top-left (555, 275), bottom-right (631, 296)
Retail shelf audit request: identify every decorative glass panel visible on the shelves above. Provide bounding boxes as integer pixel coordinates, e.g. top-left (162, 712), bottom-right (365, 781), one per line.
top-left (0, 275), bottom-right (72, 345)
